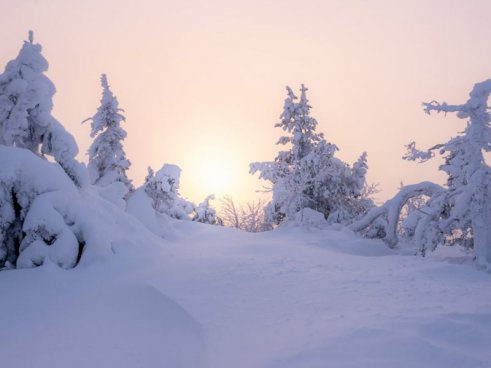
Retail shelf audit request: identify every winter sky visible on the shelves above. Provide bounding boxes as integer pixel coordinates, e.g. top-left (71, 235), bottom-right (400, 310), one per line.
top-left (2, 0), bottom-right (491, 204)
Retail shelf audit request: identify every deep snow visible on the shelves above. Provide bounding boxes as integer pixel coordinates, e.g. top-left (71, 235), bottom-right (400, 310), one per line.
top-left (0, 220), bottom-right (490, 368)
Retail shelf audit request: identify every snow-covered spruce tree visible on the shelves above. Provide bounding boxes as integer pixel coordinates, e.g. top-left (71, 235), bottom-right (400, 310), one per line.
top-left (0, 31), bottom-right (86, 187)
top-left (250, 85), bottom-right (371, 225)
top-left (85, 74), bottom-right (133, 192)
top-left (144, 164), bottom-right (194, 219)
top-left (192, 195), bottom-right (222, 225)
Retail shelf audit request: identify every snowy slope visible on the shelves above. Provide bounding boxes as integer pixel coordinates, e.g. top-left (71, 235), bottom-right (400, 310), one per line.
top-left (0, 220), bottom-right (490, 368)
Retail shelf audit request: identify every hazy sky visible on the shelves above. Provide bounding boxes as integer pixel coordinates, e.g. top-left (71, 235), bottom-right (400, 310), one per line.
top-left (2, 0), bottom-right (491, 204)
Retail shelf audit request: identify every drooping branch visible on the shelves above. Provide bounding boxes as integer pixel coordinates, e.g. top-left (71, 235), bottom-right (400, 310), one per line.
top-left (351, 182), bottom-right (443, 248)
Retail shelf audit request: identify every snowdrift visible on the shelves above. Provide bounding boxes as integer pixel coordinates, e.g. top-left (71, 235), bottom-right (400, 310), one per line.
top-left (0, 146), bottom-right (168, 269)
top-left (0, 262), bottom-right (206, 368)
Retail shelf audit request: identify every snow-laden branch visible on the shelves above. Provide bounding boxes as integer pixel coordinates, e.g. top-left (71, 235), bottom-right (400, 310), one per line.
top-left (351, 182), bottom-right (444, 248)
top-left (403, 142), bottom-right (435, 163)
top-left (423, 101), bottom-right (467, 116)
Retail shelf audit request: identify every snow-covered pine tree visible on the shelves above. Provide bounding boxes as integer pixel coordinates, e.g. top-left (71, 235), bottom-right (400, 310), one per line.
top-left (250, 85), bottom-right (371, 225)
top-left (85, 74), bottom-right (133, 192)
top-left (0, 31), bottom-right (86, 187)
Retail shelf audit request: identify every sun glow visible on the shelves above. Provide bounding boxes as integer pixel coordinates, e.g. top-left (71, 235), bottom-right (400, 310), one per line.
top-left (198, 161), bottom-right (234, 197)
top-left (181, 144), bottom-right (245, 203)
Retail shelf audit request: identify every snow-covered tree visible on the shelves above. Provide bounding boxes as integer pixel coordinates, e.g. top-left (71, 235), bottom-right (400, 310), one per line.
top-left (250, 85), bottom-right (372, 225)
top-left (140, 165), bottom-right (221, 225)
top-left (192, 195), bottom-right (222, 225)
top-left (355, 78), bottom-right (491, 265)
top-left (85, 74), bottom-right (132, 192)
top-left (351, 181), bottom-right (444, 248)
top-left (396, 181), bottom-right (431, 239)
top-left (0, 149), bottom-right (84, 269)
top-left (0, 31), bottom-right (86, 187)
top-left (144, 164), bottom-right (193, 219)
top-left (408, 80), bottom-right (491, 263)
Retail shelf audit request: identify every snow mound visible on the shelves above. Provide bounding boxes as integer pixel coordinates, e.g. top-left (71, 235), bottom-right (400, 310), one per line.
top-left (293, 208), bottom-right (328, 228)
top-left (274, 313), bottom-right (491, 368)
top-left (0, 265), bottom-right (205, 368)
top-left (126, 187), bottom-right (176, 240)
top-left (0, 146), bottom-right (169, 269)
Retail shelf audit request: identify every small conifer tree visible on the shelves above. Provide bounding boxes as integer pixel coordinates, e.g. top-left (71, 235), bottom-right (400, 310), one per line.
top-left (86, 74), bottom-right (132, 191)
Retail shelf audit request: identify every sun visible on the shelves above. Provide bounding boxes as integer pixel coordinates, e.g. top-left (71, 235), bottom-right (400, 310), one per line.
top-left (179, 138), bottom-right (246, 203)
top-left (198, 160), bottom-right (235, 197)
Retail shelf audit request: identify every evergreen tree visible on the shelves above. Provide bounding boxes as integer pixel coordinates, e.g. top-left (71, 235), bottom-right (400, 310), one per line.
top-left (405, 79), bottom-right (491, 262)
top-left (86, 74), bottom-right (132, 191)
top-left (355, 78), bottom-right (491, 266)
top-left (192, 195), bottom-right (221, 225)
top-left (144, 164), bottom-right (193, 219)
top-left (250, 85), bottom-right (371, 224)
top-left (0, 31), bottom-right (86, 186)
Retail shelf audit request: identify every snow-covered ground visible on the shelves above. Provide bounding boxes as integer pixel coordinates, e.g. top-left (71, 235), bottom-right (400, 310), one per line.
top-left (1, 220), bottom-right (490, 368)
top-left (2, 29), bottom-right (491, 368)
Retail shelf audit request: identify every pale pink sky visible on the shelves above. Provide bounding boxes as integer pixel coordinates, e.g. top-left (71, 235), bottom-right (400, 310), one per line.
top-left (2, 0), bottom-right (491, 204)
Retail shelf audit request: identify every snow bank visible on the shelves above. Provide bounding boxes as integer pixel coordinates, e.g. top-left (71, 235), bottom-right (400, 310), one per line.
top-left (126, 187), bottom-right (176, 240)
